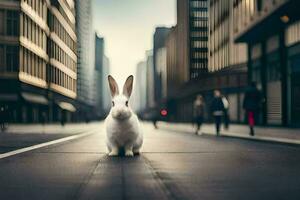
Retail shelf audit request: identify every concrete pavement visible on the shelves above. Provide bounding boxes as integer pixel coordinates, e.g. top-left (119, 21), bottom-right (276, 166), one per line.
top-left (0, 122), bottom-right (299, 200)
top-left (0, 122), bottom-right (103, 153)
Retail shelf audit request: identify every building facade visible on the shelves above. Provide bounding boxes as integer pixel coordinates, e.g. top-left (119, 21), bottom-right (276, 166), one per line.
top-left (93, 34), bottom-right (110, 119)
top-left (162, 0), bottom-right (248, 122)
top-left (133, 61), bottom-right (147, 114)
top-left (207, 0), bottom-right (248, 123)
top-left (0, 0), bottom-right (77, 123)
top-left (234, 0), bottom-right (300, 126)
top-left (145, 50), bottom-right (155, 110)
top-left (177, 0), bottom-right (209, 80)
top-left (153, 27), bottom-right (171, 104)
top-left (75, 0), bottom-right (94, 121)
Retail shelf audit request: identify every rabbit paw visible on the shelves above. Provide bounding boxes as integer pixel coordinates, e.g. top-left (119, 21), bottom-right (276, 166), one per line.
top-left (125, 150), bottom-right (134, 157)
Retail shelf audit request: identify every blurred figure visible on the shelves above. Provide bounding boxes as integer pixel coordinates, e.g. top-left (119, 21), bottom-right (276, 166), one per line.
top-left (222, 95), bottom-right (230, 130)
top-left (243, 82), bottom-right (262, 136)
top-left (151, 108), bottom-right (159, 129)
top-left (193, 95), bottom-right (205, 135)
top-left (211, 90), bottom-right (225, 136)
top-left (0, 106), bottom-right (5, 131)
top-left (152, 117), bottom-right (158, 129)
top-left (0, 106), bottom-right (8, 132)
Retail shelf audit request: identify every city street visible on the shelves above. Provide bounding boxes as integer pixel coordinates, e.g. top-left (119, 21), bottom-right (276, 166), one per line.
top-left (0, 122), bottom-right (299, 200)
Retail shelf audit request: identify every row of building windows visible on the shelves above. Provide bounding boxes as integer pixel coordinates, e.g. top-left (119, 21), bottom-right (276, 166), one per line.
top-left (0, 10), bottom-right (19, 36)
top-left (21, 13), bottom-right (46, 50)
top-left (190, 31), bottom-right (208, 38)
top-left (50, 66), bottom-right (76, 92)
top-left (192, 51), bottom-right (208, 59)
top-left (0, 45), bottom-right (19, 72)
top-left (190, 10), bottom-right (208, 18)
top-left (21, 47), bottom-right (46, 80)
top-left (48, 12), bottom-right (76, 52)
top-left (192, 20), bottom-right (208, 28)
top-left (192, 40), bottom-right (208, 48)
top-left (49, 41), bottom-right (76, 71)
top-left (190, 0), bottom-right (208, 8)
top-left (191, 61), bottom-right (208, 69)
top-left (23, 0), bottom-right (47, 20)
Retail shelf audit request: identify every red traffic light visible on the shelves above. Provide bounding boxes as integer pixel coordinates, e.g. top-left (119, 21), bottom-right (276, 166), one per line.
top-left (160, 109), bottom-right (168, 116)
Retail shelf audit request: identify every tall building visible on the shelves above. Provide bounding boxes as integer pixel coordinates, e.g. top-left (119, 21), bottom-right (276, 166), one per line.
top-left (177, 0), bottom-right (209, 80)
top-left (145, 50), bottom-right (155, 109)
top-left (156, 47), bottom-right (167, 100)
top-left (165, 26), bottom-right (179, 98)
top-left (93, 34), bottom-right (110, 118)
top-left (234, 0), bottom-right (300, 126)
top-left (162, 0), bottom-right (210, 122)
top-left (153, 27), bottom-right (171, 104)
top-left (134, 61), bottom-right (147, 114)
top-left (75, 0), bottom-right (94, 120)
top-left (0, 0), bottom-right (77, 123)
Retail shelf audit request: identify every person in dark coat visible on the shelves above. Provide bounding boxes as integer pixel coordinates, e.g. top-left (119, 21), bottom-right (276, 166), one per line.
top-left (0, 106), bottom-right (5, 131)
top-left (211, 90), bottom-right (225, 136)
top-left (243, 82), bottom-right (262, 136)
top-left (193, 95), bottom-right (205, 135)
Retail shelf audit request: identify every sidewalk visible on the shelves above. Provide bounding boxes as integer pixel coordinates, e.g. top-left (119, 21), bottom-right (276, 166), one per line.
top-left (157, 121), bottom-right (300, 145)
top-left (1, 122), bottom-right (103, 134)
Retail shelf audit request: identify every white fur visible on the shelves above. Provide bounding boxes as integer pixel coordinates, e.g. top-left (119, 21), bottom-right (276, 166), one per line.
top-left (105, 76), bottom-right (143, 157)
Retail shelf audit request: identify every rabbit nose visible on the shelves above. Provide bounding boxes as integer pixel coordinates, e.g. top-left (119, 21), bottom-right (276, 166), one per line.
top-left (117, 108), bottom-right (125, 113)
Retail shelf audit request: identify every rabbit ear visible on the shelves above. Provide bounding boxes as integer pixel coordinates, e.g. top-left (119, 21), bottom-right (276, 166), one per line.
top-left (123, 75), bottom-right (134, 98)
top-left (108, 75), bottom-right (119, 97)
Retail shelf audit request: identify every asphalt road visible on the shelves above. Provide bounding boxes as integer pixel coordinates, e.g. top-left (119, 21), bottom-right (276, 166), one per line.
top-left (0, 122), bottom-right (299, 200)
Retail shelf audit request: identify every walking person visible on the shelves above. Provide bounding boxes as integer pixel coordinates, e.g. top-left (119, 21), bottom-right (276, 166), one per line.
top-left (243, 82), bottom-right (262, 136)
top-left (193, 95), bottom-right (205, 135)
top-left (222, 95), bottom-right (230, 130)
top-left (0, 106), bottom-right (5, 132)
top-left (211, 90), bottom-right (225, 136)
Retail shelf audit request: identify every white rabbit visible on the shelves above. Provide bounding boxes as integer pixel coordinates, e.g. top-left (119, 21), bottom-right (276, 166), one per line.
top-left (105, 75), bottom-right (143, 157)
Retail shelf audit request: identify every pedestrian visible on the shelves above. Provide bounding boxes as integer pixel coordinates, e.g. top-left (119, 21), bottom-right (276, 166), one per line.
top-left (243, 82), bottom-right (262, 136)
top-left (0, 106), bottom-right (5, 132)
top-left (193, 94), bottom-right (205, 135)
top-left (211, 90), bottom-right (225, 136)
top-left (222, 95), bottom-right (230, 130)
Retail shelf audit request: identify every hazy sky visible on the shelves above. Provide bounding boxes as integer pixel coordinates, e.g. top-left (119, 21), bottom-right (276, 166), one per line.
top-left (92, 0), bottom-right (176, 85)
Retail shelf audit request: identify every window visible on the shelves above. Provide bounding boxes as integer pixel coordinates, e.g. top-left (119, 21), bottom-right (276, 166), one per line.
top-left (7, 11), bottom-right (19, 36)
top-left (0, 10), bottom-right (4, 35)
top-left (0, 45), bottom-right (4, 71)
top-left (6, 46), bottom-right (19, 72)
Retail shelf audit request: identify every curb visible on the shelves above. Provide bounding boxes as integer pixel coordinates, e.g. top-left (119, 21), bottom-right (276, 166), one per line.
top-left (202, 132), bottom-right (300, 146)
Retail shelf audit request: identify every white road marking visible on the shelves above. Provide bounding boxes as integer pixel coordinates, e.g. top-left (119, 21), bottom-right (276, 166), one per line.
top-left (0, 129), bottom-right (98, 160)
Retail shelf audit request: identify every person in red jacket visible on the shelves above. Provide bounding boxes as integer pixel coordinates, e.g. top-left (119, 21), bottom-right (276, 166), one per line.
top-left (243, 82), bottom-right (262, 136)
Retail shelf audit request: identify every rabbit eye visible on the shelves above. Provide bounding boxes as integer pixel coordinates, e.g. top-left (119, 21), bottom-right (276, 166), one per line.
top-left (112, 101), bottom-right (115, 106)
top-left (125, 101), bottom-right (128, 107)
